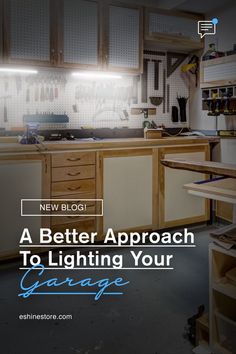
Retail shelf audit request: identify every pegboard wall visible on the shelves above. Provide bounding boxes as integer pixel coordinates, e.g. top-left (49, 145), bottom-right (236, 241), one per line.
top-left (0, 53), bottom-right (190, 130)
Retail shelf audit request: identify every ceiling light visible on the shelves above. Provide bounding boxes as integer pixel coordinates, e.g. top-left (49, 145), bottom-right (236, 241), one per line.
top-left (0, 68), bottom-right (38, 74)
top-left (72, 71), bottom-right (122, 79)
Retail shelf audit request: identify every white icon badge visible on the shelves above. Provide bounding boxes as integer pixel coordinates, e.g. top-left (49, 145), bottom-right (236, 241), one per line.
top-left (198, 18), bottom-right (219, 38)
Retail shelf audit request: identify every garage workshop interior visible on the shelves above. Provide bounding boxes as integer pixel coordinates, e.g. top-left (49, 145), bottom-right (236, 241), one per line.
top-left (0, 0), bottom-right (236, 354)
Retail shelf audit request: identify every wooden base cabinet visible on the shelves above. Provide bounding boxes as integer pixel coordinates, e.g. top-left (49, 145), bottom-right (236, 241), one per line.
top-left (0, 154), bottom-right (50, 260)
top-left (50, 151), bottom-right (97, 234)
top-left (158, 145), bottom-right (210, 229)
top-left (98, 149), bottom-right (153, 235)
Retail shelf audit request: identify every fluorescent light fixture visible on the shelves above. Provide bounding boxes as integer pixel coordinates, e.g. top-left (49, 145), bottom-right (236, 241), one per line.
top-left (72, 71), bottom-right (122, 79)
top-left (0, 68), bottom-right (38, 74)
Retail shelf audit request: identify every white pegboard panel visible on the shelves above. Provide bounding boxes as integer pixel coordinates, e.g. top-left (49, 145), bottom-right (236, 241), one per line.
top-left (63, 0), bottom-right (98, 65)
top-left (108, 6), bottom-right (140, 69)
top-left (0, 54), bottom-right (190, 130)
top-left (204, 62), bottom-right (236, 82)
top-left (149, 12), bottom-right (199, 42)
top-left (143, 53), bottom-right (189, 127)
top-left (10, 0), bottom-right (50, 61)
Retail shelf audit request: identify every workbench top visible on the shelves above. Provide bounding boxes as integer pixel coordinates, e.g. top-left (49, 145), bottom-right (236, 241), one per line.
top-left (0, 136), bottom-right (219, 154)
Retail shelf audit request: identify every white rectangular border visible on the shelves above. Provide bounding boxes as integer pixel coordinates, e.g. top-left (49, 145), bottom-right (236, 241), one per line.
top-left (21, 199), bottom-right (104, 217)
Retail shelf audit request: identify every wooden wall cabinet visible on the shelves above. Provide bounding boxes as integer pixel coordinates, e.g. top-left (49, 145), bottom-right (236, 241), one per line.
top-left (97, 149), bottom-right (153, 236)
top-left (144, 8), bottom-right (204, 53)
top-left (57, 0), bottom-right (101, 69)
top-left (2, 0), bottom-right (143, 72)
top-left (0, 0), bottom-right (3, 62)
top-left (158, 145), bottom-right (210, 228)
top-left (103, 3), bottom-right (143, 73)
top-left (3, 0), bottom-right (57, 66)
top-left (0, 154), bottom-right (50, 260)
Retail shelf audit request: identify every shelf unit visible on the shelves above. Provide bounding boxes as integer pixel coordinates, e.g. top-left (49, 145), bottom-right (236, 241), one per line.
top-left (200, 55), bottom-right (236, 88)
top-left (209, 243), bottom-right (236, 354)
top-left (163, 159), bottom-right (236, 354)
top-left (144, 7), bottom-right (204, 53)
top-left (201, 86), bottom-right (236, 115)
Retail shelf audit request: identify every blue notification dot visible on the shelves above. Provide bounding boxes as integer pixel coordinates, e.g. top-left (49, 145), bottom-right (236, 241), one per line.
top-left (212, 18), bottom-right (219, 25)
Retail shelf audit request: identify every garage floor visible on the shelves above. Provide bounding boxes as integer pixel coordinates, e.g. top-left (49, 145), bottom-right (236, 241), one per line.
top-left (0, 225), bottom-right (214, 354)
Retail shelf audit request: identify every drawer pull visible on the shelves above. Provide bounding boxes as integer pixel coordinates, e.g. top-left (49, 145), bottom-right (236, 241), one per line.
top-left (68, 186), bottom-right (81, 191)
top-left (67, 157), bottom-right (81, 161)
top-left (67, 172), bottom-right (81, 177)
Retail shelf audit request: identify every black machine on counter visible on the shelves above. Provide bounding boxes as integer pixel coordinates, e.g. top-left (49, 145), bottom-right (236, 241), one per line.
top-left (20, 113), bottom-right (70, 144)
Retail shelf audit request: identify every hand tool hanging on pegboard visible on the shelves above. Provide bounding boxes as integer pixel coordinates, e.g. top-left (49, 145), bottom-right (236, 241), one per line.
top-left (163, 68), bottom-right (166, 114)
top-left (152, 59), bottom-right (161, 91)
top-left (132, 76), bottom-right (139, 104)
top-left (141, 58), bottom-right (150, 103)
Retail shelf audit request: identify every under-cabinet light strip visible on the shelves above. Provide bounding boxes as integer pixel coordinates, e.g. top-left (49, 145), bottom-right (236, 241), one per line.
top-left (72, 71), bottom-right (122, 79)
top-left (0, 68), bottom-right (38, 74)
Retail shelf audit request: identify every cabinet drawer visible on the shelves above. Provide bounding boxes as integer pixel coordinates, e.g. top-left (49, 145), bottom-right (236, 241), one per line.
top-left (52, 165), bottom-right (95, 182)
top-left (51, 218), bottom-right (96, 234)
top-left (51, 179), bottom-right (95, 196)
top-left (51, 206), bottom-right (96, 226)
top-left (52, 152), bottom-right (95, 167)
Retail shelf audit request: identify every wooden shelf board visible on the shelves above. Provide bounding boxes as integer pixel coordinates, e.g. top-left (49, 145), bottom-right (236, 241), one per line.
top-left (212, 343), bottom-right (233, 354)
top-left (213, 282), bottom-right (236, 301)
top-left (200, 80), bottom-right (236, 89)
top-left (144, 33), bottom-right (203, 52)
top-left (210, 243), bottom-right (236, 257)
top-left (201, 54), bottom-right (236, 68)
top-left (184, 178), bottom-right (236, 204)
top-left (161, 159), bottom-right (236, 179)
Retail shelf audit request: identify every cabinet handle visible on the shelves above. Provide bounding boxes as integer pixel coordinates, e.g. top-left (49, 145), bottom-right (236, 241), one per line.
top-left (67, 172), bottom-right (81, 177)
top-left (59, 50), bottom-right (63, 64)
top-left (51, 49), bottom-right (55, 64)
top-left (68, 186), bottom-right (81, 191)
top-left (67, 157), bottom-right (81, 161)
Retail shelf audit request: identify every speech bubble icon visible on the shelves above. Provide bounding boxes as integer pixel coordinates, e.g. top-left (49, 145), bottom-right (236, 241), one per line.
top-left (198, 19), bottom-right (218, 38)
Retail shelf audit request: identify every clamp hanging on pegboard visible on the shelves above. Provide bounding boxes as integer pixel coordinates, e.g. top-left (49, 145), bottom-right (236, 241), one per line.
top-left (181, 55), bottom-right (199, 87)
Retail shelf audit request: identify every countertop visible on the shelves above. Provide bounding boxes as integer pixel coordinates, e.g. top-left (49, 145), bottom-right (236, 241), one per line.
top-left (0, 136), bottom-right (220, 154)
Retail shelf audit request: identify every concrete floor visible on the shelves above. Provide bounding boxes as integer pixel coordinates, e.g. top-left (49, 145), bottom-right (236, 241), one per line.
top-left (0, 225), bottom-right (213, 354)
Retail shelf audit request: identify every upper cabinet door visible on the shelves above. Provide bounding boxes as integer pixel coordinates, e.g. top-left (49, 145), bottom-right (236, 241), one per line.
top-left (105, 4), bottom-right (143, 74)
top-left (0, 0), bottom-right (3, 62)
top-left (58, 0), bottom-right (100, 68)
top-left (4, 0), bottom-right (53, 65)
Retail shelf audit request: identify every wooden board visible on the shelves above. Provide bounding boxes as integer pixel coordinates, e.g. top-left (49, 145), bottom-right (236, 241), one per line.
top-left (216, 201), bottom-right (233, 223)
top-left (184, 178), bottom-right (236, 204)
top-left (161, 159), bottom-right (236, 179)
top-left (0, 137), bottom-right (219, 154)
